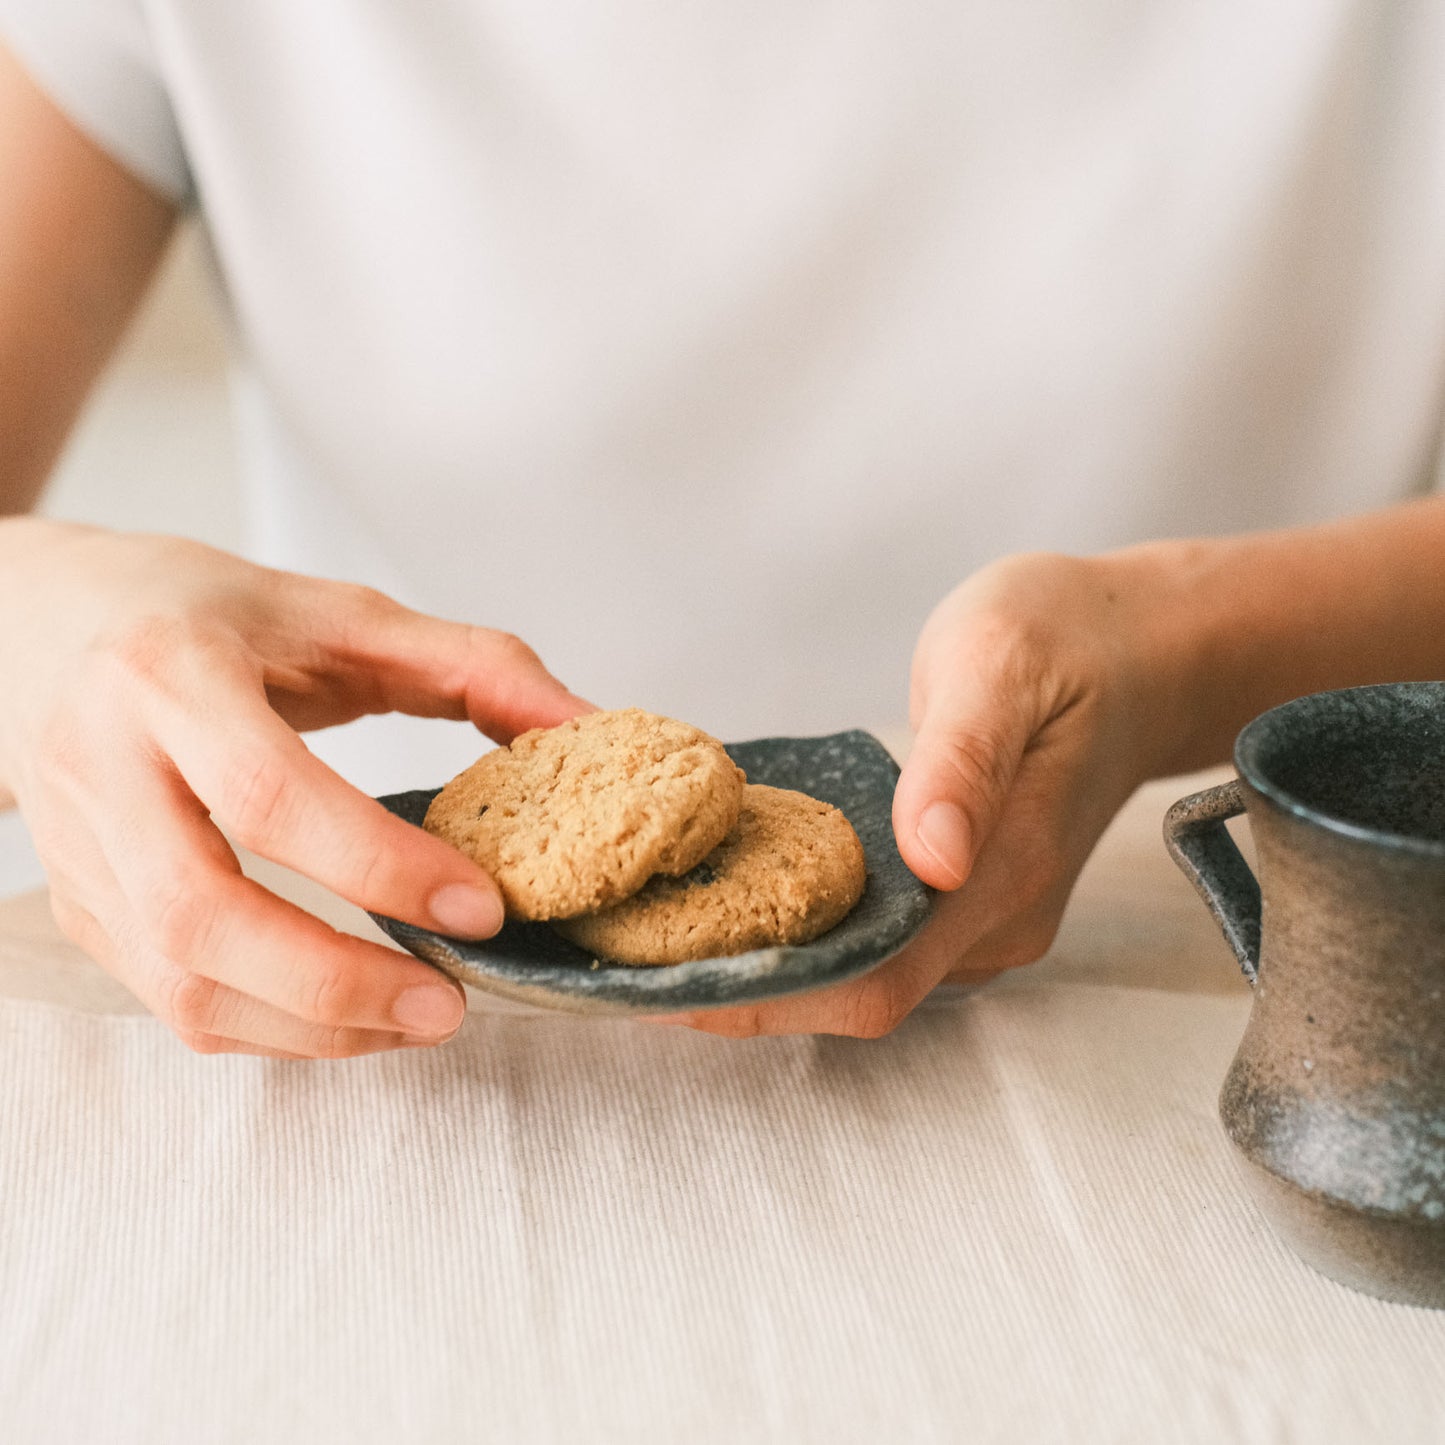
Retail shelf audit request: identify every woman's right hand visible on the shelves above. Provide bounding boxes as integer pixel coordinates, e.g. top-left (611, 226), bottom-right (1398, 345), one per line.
top-left (0, 520), bottom-right (591, 1058)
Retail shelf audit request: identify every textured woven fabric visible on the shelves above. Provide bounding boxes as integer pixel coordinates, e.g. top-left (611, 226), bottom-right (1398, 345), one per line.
top-left (2, 780), bottom-right (1444, 1443)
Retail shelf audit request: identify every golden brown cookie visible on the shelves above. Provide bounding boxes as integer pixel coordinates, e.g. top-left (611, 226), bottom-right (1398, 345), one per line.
top-left (554, 784), bottom-right (866, 964)
top-left (423, 709), bottom-right (745, 921)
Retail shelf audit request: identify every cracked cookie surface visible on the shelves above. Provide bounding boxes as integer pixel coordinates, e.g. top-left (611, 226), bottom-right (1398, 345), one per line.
top-left (423, 709), bottom-right (745, 921)
top-left (553, 784), bottom-right (866, 964)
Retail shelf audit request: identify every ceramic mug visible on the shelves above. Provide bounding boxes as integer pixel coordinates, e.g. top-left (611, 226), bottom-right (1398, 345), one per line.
top-left (1164, 682), bottom-right (1445, 1307)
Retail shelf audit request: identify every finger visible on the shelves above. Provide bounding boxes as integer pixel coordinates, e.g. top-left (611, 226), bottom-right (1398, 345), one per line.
top-left (656, 934), bottom-right (948, 1039)
top-left (297, 582), bottom-right (595, 742)
top-left (645, 872), bottom-right (983, 1039)
top-left (42, 708), bottom-right (472, 1040)
top-left (160, 688), bottom-right (510, 937)
top-left (138, 866), bottom-right (467, 1039)
top-left (175, 1036), bottom-right (312, 1059)
top-left (892, 648), bottom-right (1042, 891)
top-left (885, 777), bottom-right (1075, 990)
top-left (651, 853), bottom-right (1065, 1039)
top-left (139, 949), bottom-right (441, 1057)
top-left (86, 768), bottom-right (469, 1039)
top-left (51, 888), bottom-right (430, 1059)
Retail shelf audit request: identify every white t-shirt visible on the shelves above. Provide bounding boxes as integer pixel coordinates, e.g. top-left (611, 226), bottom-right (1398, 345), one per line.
top-left (4, 1), bottom-right (1445, 792)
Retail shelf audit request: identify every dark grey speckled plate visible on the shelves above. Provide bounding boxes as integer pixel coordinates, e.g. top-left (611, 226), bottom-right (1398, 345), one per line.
top-left (368, 731), bottom-right (934, 1015)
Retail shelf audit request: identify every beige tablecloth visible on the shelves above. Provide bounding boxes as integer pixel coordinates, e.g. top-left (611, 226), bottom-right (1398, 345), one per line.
top-left (2, 772), bottom-right (1443, 1444)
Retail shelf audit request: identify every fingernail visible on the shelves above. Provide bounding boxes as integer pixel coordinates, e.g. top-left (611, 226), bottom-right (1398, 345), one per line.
top-left (429, 883), bottom-right (504, 938)
top-left (393, 983), bottom-right (466, 1035)
top-left (917, 801), bottom-right (970, 888)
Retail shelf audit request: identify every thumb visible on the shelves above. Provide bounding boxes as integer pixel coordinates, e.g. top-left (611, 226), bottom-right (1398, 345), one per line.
top-left (892, 667), bottom-right (1034, 891)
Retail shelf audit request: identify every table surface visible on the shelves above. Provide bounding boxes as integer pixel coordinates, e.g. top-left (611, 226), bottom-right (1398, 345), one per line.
top-left (2, 766), bottom-right (1443, 1445)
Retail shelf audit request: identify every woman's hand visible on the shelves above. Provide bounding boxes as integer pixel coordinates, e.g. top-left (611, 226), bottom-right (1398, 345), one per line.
top-left (672, 497), bottom-right (1445, 1038)
top-left (0, 520), bottom-right (590, 1058)
top-left (670, 549), bottom-right (1187, 1039)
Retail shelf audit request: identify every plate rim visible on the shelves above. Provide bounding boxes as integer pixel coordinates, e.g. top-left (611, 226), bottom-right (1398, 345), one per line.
top-left (368, 729), bottom-right (933, 1015)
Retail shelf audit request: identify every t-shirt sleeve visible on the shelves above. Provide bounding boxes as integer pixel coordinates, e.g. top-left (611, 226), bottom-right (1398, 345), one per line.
top-left (0, 0), bottom-right (190, 202)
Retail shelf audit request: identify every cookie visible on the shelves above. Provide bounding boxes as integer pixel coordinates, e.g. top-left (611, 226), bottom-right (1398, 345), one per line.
top-left (423, 708), bottom-right (745, 921)
top-left (554, 784), bottom-right (866, 964)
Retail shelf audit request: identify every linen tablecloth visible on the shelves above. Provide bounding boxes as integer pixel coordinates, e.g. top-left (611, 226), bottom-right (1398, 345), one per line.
top-left (3, 771), bottom-right (1444, 1444)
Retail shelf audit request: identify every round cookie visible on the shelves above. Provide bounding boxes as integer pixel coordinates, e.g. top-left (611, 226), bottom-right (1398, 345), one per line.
top-left (554, 784), bottom-right (866, 964)
top-left (423, 709), bottom-right (745, 921)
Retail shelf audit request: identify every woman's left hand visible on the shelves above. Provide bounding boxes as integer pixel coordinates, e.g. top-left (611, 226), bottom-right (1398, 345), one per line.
top-left (664, 549), bottom-right (1185, 1038)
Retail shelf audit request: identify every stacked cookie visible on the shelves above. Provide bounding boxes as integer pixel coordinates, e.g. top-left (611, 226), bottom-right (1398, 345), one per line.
top-left (423, 709), bottom-right (866, 964)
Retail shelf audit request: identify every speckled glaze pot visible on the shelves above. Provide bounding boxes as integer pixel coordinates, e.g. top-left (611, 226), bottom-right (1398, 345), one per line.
top-left (1165, 683), bottom-right (1445, 1308)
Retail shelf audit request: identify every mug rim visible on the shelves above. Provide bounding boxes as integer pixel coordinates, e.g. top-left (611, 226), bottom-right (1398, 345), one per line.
top-left (1233, 681), bottom-right (1445, 858)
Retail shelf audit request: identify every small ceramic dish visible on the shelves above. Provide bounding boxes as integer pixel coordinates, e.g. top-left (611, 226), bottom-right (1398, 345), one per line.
top-left (369, 730), bottom-right (933, 1015)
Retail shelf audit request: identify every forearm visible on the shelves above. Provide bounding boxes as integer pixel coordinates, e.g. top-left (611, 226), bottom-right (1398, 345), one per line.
top-left (0, 40), bottom-right (176, 514)
top-left (1118, 495), bottom-right (1445, 775)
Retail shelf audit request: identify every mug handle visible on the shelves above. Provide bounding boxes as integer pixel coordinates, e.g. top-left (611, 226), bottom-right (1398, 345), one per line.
top-left (1162, 779), bottom-right (1262, 985)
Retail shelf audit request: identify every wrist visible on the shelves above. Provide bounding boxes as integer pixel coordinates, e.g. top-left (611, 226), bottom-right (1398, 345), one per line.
top-left (0, 512), bottom-right (88, 539)
top-left (1088, 537), bottom-right (1250, 780)
top-left (0, 518), bottom-right (101, 796)
top-left (0, 514), bottom-right (93, 572)
top-left (1096, 498), bottom-right (1445, 780)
